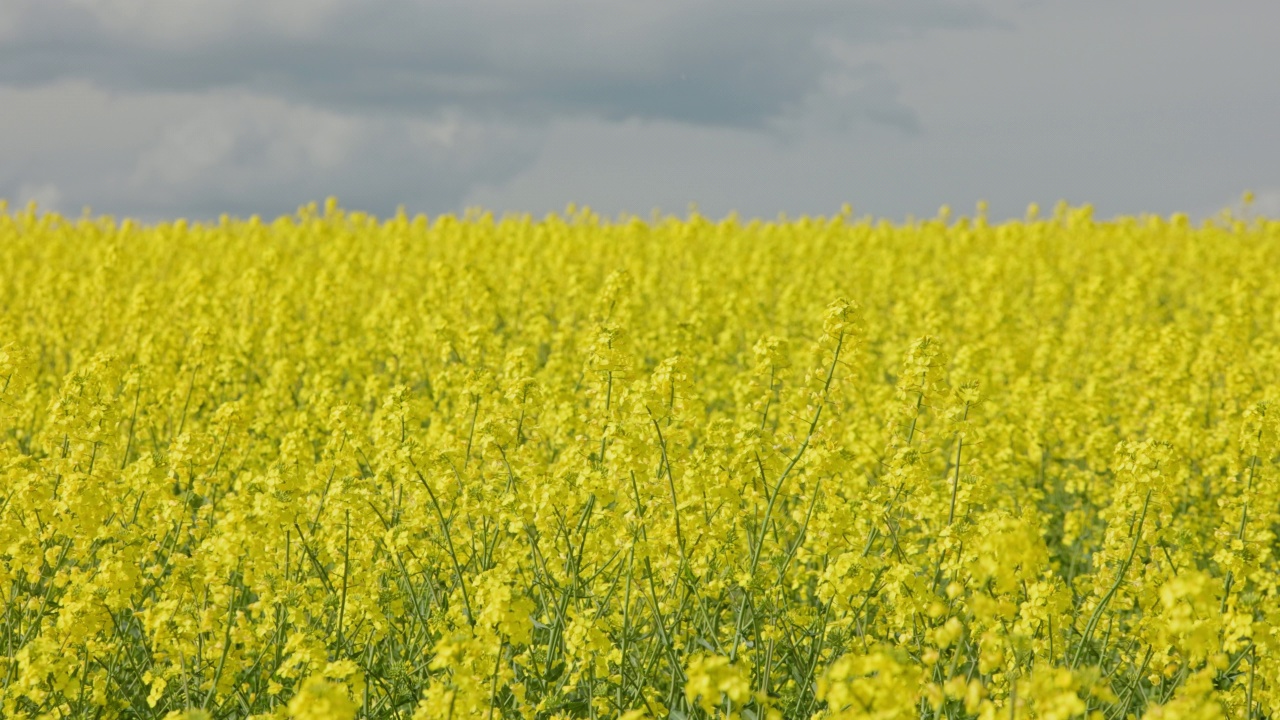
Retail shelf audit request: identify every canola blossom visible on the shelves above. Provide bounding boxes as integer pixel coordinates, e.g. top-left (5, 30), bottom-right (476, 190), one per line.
top-left (1, 197), bottom-right (1278, 719)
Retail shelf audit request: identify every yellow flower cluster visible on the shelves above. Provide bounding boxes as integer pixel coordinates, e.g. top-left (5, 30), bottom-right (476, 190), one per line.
top-left (1, 196), bottom-right (1278, 719)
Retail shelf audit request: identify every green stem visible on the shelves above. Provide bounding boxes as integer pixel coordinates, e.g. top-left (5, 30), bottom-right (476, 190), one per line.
top-left (1071, 489), bottom-right (1151, 669)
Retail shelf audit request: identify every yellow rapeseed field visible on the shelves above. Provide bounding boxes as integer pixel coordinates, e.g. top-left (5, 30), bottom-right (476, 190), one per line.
top-left (1, 197), bottom-right (1278, 720)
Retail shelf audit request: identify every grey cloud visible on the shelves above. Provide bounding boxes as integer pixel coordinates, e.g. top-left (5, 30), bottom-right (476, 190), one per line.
top-left (2, 1), bottom-right (1008, 219)
top-left (0, 0), bottom-right (994, 134)
top-left (1, 0), bottom-right (1002, 219)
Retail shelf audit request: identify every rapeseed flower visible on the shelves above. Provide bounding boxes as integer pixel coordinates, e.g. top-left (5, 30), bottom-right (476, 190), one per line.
top-left (0, 201), bottom-right (1278, 718)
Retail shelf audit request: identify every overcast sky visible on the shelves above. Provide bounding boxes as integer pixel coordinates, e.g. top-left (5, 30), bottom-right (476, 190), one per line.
top-left (2, 0), bottom-right (1277, 222)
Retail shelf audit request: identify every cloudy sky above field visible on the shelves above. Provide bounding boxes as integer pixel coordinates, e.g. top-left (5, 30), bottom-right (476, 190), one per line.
top-left (1, 0), bottom-right (1277, 221)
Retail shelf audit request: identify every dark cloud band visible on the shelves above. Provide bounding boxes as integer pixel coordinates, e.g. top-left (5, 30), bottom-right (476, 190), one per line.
top-left (0, 0), bottom-right (993, 132)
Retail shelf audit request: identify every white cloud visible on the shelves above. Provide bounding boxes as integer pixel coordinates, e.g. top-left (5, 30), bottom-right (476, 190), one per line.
top-left (118, 92), bottom-right (542, 217)
top-left (0, 83), bottom-right (541, 219)
top-left (57, 0), bottom-right (346, 45)
top-left (1219, 188), bottom-right (1280, 220)
top-left (1246, 189), bottom-right (1280, 219)
top-left (128, 94), bottom-right (362, 190)
top-left (768, 44), bottom-right (920, 140)
top-left (15, 181), bottom-right (62, 212)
